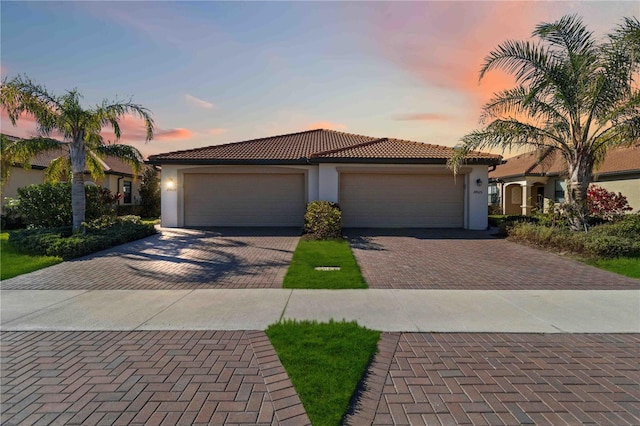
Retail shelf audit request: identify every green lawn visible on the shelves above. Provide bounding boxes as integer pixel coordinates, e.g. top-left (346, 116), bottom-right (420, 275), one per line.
top-left (283, 239), bottom-right (367, 289)
top-left (1, 232), bottom-right (62, 280)
top-left (266, 320), bottom-right (380, 426)
top-left (584, 257), bottom-right (640, 279)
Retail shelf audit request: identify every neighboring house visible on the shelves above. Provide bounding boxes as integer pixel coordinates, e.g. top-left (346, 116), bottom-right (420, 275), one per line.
top-left (489, 144), bottom-right (640, 215)
top-left (1, 134), bottom-right (144, 210)
top-left (148, 129), bottom-right (501, 230)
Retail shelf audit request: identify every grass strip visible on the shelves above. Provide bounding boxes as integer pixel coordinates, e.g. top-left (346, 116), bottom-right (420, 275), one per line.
top-left (1, 232), bottom-right (62, 280)
top-left (283, 239), bottom-right (367, 289)
top-left (266, 320), bottom-right (380, 426)
top-left (583, 257), bottom-right (640, 279)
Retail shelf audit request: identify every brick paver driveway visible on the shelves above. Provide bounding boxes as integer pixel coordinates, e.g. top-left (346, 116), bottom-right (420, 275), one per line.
top-left (346, 333), bottom-right (640, 425)
top-left (1, 228), bottom-right (300, 290)
top-left (1, 330), bottom-right (309, 425)
top-left (345, 229), bottom-right (640, 289)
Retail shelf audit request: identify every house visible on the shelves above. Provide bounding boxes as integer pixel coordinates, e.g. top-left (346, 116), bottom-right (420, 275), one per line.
top-left (489, 144), bottom-right (640, 215)
top-left (1, 134), bottom-right (145, 210)
top-left (148, 129), bottom-right (502, 230)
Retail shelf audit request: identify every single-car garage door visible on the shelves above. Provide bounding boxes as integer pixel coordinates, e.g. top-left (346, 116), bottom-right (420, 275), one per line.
top-left (340, 173), bottom-right (463, 228)
top-left (184, 173), bottom-right (305, 227)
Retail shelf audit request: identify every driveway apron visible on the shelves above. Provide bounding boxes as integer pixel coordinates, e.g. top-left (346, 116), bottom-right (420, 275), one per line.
top-left (1, 228), bottom-right (300, 290)
top-left (345, 228), bottom-right (640, 289)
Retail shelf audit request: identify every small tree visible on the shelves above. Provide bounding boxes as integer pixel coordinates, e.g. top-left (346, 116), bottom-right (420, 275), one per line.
top-left (138, 167), bottom-right (161, 218)
top-left (304, 201), bottom-right (342, 239)
top-left (587, 185), bottom-right (632, 221)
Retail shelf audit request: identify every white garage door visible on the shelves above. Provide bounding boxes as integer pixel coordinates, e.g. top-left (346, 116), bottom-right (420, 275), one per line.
top-left (184, 173), bottom-right (305, 227)
top-left (340, 173), bottom-right (463, 228)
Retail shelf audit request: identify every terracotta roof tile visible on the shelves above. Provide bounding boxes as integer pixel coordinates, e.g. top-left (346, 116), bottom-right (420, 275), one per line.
top-left (148, 129), bottom-right (501, 164)
top-left (490, 144), bottom-right (640, 179)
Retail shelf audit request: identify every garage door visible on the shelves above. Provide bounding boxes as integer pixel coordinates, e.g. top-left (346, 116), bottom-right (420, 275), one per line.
top-left (340, 173), bottom-right (463, 228)
top-left (184, 173), bottom-right (305, 227)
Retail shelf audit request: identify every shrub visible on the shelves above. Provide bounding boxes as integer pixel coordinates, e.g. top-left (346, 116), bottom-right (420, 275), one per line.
top-left (116, 204), bottom-right (143, 217)
top-left (587, 185), bottom-right (632, 221)
top-left (138, 167), bottom-right (161, 218)
top-left (1, 197), bottom-right (25, 230)
top-left (304, 201), bottom-right (342, 240)
top-left (506, 214), bottom-right (640, 259)
top-left (15, 182), bottom-right (119, 228)
top-left (9, 216), bottom-right (156, 260)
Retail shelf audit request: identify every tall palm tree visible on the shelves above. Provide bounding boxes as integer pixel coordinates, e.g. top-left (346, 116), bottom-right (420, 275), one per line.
top-left (449, 15), bottom-right (640, 229)
top-left (1, 75), bottom-right (154, 231)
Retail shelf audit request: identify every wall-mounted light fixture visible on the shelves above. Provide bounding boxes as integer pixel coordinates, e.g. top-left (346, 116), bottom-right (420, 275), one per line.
top-left (476, 178), bottom-right (483, 187)
top-left (166, 178), bottom-right (176, 191)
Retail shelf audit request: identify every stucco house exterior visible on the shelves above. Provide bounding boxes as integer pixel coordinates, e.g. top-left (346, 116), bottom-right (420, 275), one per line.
top-left (489, 144), bottom-right (640, 215)
top-left (148, 129), bottom-right (502, 230)
top-left (1, 134), bottom-right (144, 210)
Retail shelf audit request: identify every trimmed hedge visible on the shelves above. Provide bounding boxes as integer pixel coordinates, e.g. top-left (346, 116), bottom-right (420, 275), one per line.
top-left (506, 214), bottom-right (640, 258)
top-left (9, 216), bottom-right (157, 260)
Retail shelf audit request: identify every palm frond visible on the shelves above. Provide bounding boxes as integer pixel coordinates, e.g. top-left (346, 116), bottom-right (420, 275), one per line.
top-left (1, 75), bottom-right (61, 135)
top-left (93, 143), bottom-right (144, 179)
top-left (44, 156), bottom-right (71, 183)
top-left (534, 15), bottom-right (595, 58)
top-left (86, 152), bottom-right (106, 182)
top-left (97, 101), bottom-right (155, 142)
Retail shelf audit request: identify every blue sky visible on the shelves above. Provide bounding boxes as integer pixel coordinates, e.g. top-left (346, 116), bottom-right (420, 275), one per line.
top-left (1, 1), bottom-right (637, 158)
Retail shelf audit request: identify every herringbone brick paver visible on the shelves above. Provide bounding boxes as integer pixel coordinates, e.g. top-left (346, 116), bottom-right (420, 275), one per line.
top-left (346, 229), bottom-right (640, 289)
top-left (347, 333), bottom-right (640, 426)
top-left (1, 228), bottom-right (299, 290)
top-left (0, 330), bottom-right (310, 425)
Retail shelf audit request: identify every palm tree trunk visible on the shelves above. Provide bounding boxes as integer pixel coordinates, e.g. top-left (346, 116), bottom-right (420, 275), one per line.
top-left (69, 134), bottom-right (87, 232)
top-left (567, 154), bottom-right (593, 231)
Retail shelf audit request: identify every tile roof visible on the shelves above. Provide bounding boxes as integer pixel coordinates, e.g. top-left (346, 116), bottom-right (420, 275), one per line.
top-left (490, 144), bottom-right (640, 179)
top-left (3, 134), bottom-right (141, 177)
top-left (148, 129), bottom-right (501, 164)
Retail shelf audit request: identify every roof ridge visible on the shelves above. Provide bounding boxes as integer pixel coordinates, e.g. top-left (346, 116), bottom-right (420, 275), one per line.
top-left (148, 129), bottom-right (333, 159)
top-left (309, 137), bottom-right (387, 158)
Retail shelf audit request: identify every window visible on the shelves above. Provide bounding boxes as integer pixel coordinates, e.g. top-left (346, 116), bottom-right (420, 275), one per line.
top-left (554, 179), bottom-right (566, 203)
top-left (123, 181), bottom-right (132, 204)
top-left (488, 184), bottom-right (499, 205)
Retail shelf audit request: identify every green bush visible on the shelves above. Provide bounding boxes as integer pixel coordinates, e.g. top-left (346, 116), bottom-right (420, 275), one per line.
top-left (15, 182), bottom-right (119, 228)
top-left (1, 197), bottom-right (25, 230)
top-left (9, 216), bottom-right (156, 260)
top-left (304, 201), bottom-right (342, 240)
top-left (506, 214), bottom-right (640, 258)
top-left (138, 167), bottom-right (161, 218)
top-left (116, 204), bottom-right (143, 217)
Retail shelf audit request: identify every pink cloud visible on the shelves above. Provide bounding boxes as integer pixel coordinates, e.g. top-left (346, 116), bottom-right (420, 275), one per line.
top-left (155, 128), bottom-right (193, 140)
top-left (305, 121), bottom-right (347, 131)
top-left (359, 2), bottom-right (541, 106)
top-left (393, 113), bottom-right (448, 122)
top-left (208, 128), bottom-right (227, 136)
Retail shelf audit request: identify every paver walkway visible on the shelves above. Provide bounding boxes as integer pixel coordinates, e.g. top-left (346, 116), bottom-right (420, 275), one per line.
top-left (1, 228), bottom-right (299, 290)
top-left (1, 330), bottom-right (309, 425)
top-left (346, 333), bottom-right (640, 426)
top-left (345, 229), bottom-right (640, 290)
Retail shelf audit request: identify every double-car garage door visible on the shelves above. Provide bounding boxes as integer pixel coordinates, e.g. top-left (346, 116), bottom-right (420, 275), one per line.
top-left (340, 173), bottom-right (464, 228)
top-left (182, 171), bottom-right (464, 228)
top-left (184, 173), bottom-right (305, 227)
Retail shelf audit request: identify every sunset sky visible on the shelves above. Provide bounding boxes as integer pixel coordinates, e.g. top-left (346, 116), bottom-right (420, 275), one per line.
top-left (1, 1), bottom-right (637, 159)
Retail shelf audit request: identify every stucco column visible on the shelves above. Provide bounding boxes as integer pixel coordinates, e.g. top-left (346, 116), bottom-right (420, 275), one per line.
top-left (521, 183), bottom-right (533, 215)
top-left (160, 166), bottom-right (179, 227)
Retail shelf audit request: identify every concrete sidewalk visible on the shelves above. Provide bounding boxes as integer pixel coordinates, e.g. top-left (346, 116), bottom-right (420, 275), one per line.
top-left (2, 289), bottom-right (638, 333)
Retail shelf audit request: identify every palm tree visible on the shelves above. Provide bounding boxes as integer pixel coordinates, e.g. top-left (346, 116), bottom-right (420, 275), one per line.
top-left (1, 75), bottom-right (154, 231)
top-left (449, 15), bottom-right (640, 229)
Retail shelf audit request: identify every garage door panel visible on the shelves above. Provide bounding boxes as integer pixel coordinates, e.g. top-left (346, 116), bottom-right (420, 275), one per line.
top-left (340, 173), bottom-right (463, 228)
top-left (184, 173), bottom-right (305, 227)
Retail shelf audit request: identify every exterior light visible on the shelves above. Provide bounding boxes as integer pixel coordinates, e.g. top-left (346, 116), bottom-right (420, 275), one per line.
top-left (166, 178), bottom-right (176, 190)
top-left (476, 178), bottom-right (483, 187)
